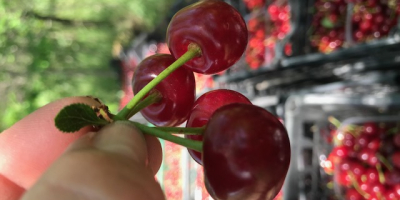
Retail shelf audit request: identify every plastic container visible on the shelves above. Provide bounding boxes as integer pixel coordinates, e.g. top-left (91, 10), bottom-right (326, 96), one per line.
top-left (348, 0), bottom-right (400, 46)
top-left (323, 116), bottom-right (400, 199)
top-left (220, 0), bottom-right (292, 76)
top-left (308, 0), bottom-right (347, 54)
top-left (283, 89), bottom-right (400, 199)
top-left (306, 0), bottom-right (400, 54)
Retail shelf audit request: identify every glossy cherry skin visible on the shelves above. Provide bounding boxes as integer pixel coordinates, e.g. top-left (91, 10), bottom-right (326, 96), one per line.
top-left (336, 171), bottom-right (352, 187)
top-left (166, 0), bottom-right (248, 74)
top-left (185, 89), bottom-right (251, 165)
top-left (392, 151), bottom-right (400, 169)
top-left (364, 168), bottom-right (379, 184)
top-left (385, 170), bottom-right (400, 186)
top-left (384, 189), bottom-right (398, 200)
top-left (363, 122), bottom-right (379, 136)
top-left (345, 188), bottom-right (363, 200)
top-left (331, 145), bottom-right (350, 159)
top-left (132, 54), bottom-right (195, 127)
top-left (202, 103), bottom-right (290, 200)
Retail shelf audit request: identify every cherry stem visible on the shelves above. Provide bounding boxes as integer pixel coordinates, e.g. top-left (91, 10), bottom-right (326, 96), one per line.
top-left (115, 44), bottom-right (202, 120)
top-left (153, 126), bottom-right (205, 135)
top-left (328, 116), bottom-right (341, 128)
top-left (377, 154), bottom-right (394, 171)
top-left (349, 171), bottom-right (370, 199)
top-left (131, 121), bottom-right (203, 152)
top-left (99, 108), bottom-right (113, 122)
top-left (376, 163), bottom-right (386, 184)
top-left (386, 126), bottom-right (399, 135)
top-left (126, 91), bottom-right (163, 119)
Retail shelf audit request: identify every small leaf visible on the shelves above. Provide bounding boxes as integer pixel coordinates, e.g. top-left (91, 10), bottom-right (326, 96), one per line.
top-left (55, 103), bottom-right (109, 133)
top-left (321, 17), bottom-right (334, 29)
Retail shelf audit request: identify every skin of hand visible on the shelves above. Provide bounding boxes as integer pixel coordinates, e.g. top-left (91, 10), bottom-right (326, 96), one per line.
top-left (0, 96), bottom-right (165, 200)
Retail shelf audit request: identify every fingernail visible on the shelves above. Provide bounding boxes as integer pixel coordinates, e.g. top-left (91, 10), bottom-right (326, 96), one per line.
top-left (92, 121), bottom-right (147, 163)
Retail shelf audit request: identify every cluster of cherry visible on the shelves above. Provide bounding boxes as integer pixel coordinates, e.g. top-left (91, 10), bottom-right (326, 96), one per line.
top-left (128, 1), bottom-right (291, 199)
top-left (322, 118), bottom-right (400, 199)
top-left (310, 0), bottom-right (400, 54)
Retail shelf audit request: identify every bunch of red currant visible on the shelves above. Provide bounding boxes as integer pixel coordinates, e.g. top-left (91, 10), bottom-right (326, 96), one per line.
top-left (323, 118), bottom-right (400, 199)
top-left (55, 1), bottom-right (291, 199)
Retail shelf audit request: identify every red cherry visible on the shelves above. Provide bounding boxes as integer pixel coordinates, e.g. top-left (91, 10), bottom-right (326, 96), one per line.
top-left (360, 20), bottom-right (372, 32)
top-left (380, 137), bottom-right (396, 156)
top-left (336, 171), bottom-right (352, 187)
top-left (332, 146), bottom-right (350, 159)
top-left (393, 134), bottom-right (400, 148)
top-left (353, 14), bottom-right (362, 23)
top-left (354, 30), bottom-right (365, 41)
top-left (339, 159), bottom-right (353, 171)
top-left (203, 104), bottom-right (290, 199)
top-left (366, 0), bottom-right (377, 6)
top-left (349, 162), bottom-right (365, 178)
top-left (363, 122), bottom-right (379, 136)
top-left (394, 184), bottom-right (400, 197)
top-left (384, 189), bottom-right (398, 200)
top-left (360, 182), bottom-right (370, 193)
top-left (268, 5), bottom-right (279, 19)
top-left (356, 134), bottom-right (370, 149)
top-left (392, 152), bottom-right (400, 169)
top-left (132, 54), bottom-right (195, 126)
top-left (367, 139), bottom-right (380, 151)
top-left (374, 14), bottom-right (385, 24)
top-left (369, 183), bottom-right (386, 195)
top-left (385, 170), bottom-right (400, 186)
top-left (346, 188), bottom-right (363, 200)
top-left (344, 133), bottom-right (356, 148)
top-left (185, 89), bottom-right (252, 165)
top-left (364, 168), bottom-right (379, 184)
top-left (367, 195), bottom-right (379, 200)
top-left (367, 153), bottom-right (379, 166)
top-left (364, 13), bottom-right (373, 21)
top-left (166, 0), bottom-right (248, 74)
top-left (358, 148), bottom-right (373, 163)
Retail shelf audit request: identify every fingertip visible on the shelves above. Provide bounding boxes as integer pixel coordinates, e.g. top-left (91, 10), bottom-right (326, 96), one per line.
top-left (144, 135), bottom-right (163, 175)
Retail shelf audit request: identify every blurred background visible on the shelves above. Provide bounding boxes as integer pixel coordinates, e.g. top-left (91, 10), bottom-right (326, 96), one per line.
top-left (2, 0), bottom-right (400, 199)
top-left (0, 0), bottom-right (178, 131)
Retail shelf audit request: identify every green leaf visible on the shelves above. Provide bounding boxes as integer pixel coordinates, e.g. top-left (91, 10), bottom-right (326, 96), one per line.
top-left (321, 17), bottom-right (334, 29)
top-left (55, 103), bottom-right (109, 133)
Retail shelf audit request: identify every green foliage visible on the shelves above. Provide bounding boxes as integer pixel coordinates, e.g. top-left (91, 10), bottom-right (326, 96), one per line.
top-left (0, 0), bottom-right (173, 131)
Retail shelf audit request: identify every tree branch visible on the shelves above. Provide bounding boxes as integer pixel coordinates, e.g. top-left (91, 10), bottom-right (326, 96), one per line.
top-left (24, 11), bottom-right (113, 27)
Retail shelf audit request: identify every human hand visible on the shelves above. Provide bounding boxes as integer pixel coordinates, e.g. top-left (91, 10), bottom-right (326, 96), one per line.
top-left (0, 97), bottom-right (165, 200)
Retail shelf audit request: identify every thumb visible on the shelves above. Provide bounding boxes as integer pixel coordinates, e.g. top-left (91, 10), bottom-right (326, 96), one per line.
top-left (92, 121), bottom-right (148, 164)
top-left (22, 121), bottom-right (165, 200)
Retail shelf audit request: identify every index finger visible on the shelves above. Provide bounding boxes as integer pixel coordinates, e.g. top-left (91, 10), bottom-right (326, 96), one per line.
top-left (0, 96), bottom-right (101, 188)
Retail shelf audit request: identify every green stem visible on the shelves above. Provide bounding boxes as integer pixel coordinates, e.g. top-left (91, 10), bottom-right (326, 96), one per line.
top-left (378, 154), bottom-right (394, 171)
top-left (349, 171), bottom-right (370, 199)
top-left (376, 163), bottom-right (386, 184)
top-left (153, 126), bottom-right (205, 135)
top-left (328, 116), bottom-right (341, 128)
top-left (126, 91), bottom-right (163, 119)
top-left (115, 44), bottom-right (201, 120)
top-left (131, 122), bottom-right (203, 152)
